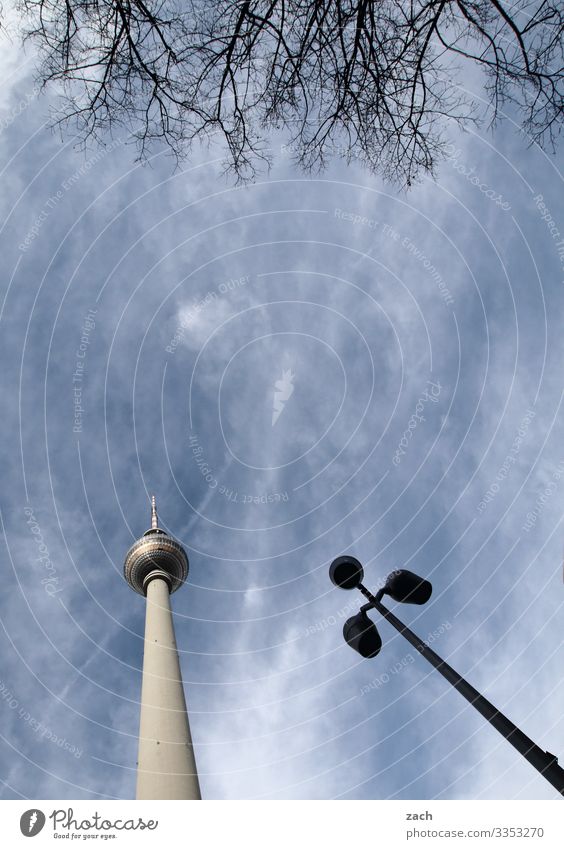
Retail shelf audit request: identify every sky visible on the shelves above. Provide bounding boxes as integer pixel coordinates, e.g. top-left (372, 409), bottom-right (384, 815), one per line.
top-left (0, 7), bottom-right (563, 801)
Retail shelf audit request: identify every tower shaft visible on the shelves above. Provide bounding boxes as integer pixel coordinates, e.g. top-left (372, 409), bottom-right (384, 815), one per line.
top-left (136, 576), bottom-right (201, 800)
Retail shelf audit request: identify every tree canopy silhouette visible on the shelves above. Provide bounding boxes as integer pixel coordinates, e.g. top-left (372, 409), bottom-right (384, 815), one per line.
top-left (16, 0), bottom-right (564, 183)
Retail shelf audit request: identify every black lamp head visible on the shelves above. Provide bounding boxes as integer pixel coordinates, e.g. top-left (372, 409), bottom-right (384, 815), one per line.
top-left (343, 611), bottom-right (382, 658)
top-left (329, 555), bottom-right (364, 590)
top-left (384, 569), bottom-right (432, 605)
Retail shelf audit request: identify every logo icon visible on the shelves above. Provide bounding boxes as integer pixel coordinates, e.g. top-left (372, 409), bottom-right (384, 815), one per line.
top-left (20, 810), bottom-right (46, 837)
top-left (272, 369), bottom-right (295, 426)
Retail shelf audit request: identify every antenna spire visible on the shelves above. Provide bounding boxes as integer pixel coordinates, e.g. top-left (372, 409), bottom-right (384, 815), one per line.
top-left (151, 495), bottom-right (158, 530)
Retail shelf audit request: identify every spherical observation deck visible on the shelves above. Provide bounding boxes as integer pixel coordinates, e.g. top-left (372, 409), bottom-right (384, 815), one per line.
top-left (123, 497), bottom-right (189, 595)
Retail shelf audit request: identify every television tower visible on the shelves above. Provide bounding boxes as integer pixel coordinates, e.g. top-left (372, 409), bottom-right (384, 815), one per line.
top-left (124, 496), bottom-right (201, 800)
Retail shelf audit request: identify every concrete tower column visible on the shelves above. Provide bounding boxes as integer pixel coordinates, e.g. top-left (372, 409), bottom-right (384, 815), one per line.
top-left (136, 574), bottom-right (201, 800)
top-left (124, 496), bottom-right (201, 800)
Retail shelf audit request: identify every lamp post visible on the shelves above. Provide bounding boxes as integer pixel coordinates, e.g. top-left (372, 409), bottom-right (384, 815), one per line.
top-left (329, 555), bottom-right (564, 797)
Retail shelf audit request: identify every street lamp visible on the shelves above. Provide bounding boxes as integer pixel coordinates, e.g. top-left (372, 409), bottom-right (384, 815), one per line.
top-left (329, 555), bottom-right (564, 797)
top-left (343, 611), bottom-right (382, 658)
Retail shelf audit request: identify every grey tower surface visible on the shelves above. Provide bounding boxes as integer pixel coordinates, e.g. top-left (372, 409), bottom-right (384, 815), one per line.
top-left (124, 497), bottom-right (201, 800)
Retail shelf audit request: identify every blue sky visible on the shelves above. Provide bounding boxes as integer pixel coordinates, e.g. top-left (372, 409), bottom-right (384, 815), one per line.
top-left (0, 11), bottom-right (563, 800)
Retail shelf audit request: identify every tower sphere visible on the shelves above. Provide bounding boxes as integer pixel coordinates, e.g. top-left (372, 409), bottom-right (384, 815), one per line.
top-left (123, 496), bottom-right (188, 595)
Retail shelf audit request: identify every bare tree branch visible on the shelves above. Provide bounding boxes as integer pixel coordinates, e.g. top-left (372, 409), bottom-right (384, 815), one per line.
top-left (13, 0), bottom-right (564, 184)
